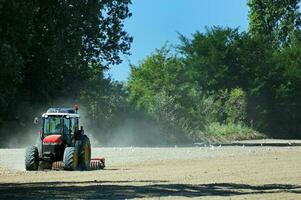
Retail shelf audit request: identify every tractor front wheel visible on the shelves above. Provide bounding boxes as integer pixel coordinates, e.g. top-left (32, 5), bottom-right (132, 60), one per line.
top-left (63, 147), bottom-right (78, 170)
top-left (25, 146), bottom-right (39, 171)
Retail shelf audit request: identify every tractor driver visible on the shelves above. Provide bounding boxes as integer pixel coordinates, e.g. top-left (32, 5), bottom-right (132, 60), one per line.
top-left (54, 121), bottom-right (69, 135)
top-left (54, 123), bottom-right (63, 133)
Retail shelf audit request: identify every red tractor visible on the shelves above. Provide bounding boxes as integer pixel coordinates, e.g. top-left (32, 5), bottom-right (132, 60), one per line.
top-left (25, 106), bottom-right (104, 171)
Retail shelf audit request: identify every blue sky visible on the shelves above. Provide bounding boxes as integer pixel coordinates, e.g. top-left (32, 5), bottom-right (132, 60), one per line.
top-left (107, 0), bottom-right (249, 81)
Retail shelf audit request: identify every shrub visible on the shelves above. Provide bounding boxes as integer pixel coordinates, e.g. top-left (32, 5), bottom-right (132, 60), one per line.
top-left (205, 122), bottom-right (264, 141)
top-left (225, 88), bottom-right (247, 124)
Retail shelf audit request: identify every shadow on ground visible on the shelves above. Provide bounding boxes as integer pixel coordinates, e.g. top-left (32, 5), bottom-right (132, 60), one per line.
top-left (0, 181), bottom-right (300, 199)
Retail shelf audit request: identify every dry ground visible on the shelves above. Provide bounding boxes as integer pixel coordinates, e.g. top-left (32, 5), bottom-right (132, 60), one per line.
top-left (0, 143), bottom-right (301, 199)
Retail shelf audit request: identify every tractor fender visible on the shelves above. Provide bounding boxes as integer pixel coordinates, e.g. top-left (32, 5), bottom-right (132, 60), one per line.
top-left (75, 134), bottom-right (91, 170)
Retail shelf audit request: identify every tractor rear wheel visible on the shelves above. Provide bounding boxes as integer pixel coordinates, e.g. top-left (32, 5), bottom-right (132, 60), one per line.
top-left (63, 147), bottom-right (78, 170)
top-left (77, 136), bottom-right (91, 170)
top-left (25, 146), bottom-right (39, 171)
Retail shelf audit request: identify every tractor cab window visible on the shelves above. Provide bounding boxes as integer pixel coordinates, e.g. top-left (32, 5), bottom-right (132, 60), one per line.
top-left (63, 118), bottom-right (71, 135)
top-left (70, 117), bottom-right (79, 134)
top-left (43, 116), bottom-right (63, 136)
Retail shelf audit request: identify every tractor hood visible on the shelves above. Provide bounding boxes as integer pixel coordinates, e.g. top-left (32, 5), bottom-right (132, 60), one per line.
top-left (43, 135), bottom-right (62, 144)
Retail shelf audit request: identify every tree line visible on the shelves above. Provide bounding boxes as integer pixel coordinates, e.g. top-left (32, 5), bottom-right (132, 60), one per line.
top-left (0, 0), bottom-right (300, 146)
top-left (127, 0), bottom-right (301, 143)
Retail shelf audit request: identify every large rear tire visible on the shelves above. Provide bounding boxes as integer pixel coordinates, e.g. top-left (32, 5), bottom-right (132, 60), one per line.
top-left (77, 136), bottom-right (91, 170)
top-left (25, 146), bottom-right (39, 171)
top-left (63, 147), bottom-right (78, 170)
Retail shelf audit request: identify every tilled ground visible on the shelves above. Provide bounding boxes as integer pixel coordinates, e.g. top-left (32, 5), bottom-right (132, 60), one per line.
top-left (0, 144), bottom-right (301, 199)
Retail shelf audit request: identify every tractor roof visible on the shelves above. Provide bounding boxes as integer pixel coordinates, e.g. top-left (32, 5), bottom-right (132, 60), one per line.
top-left (42, 108), bottom-right (79, 118)
top-left (47, 108), bottom-right (77, 114)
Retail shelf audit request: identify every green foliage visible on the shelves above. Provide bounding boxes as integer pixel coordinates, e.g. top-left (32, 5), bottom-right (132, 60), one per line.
top-left (128, 43), bottom-right (259, 142)
top-left (179, 27), bottom-right (243, 92)
top-left (205, 122), bottom-right (263, 141)
top-left (128, 48), bottom-right (195, 142)
top-left (0, 0), bottom-right (132, 104)
top-left (1, 0), bottom-right (301, 146)
top-left (265, 41), bottom-right (301, 137)
top-left (225, 88), bottom-right (247, 124)
top-left (128, 47), bottom-right (187, 111)
top-left (0, 0), bottom-right (132, 146)
top-left (128, 22), bottom-right (301, 141)
top-left (248, 0), bottom-right (301, 45)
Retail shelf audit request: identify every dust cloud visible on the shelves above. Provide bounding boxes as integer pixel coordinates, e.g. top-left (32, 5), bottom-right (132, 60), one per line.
top-left (0, 101), bottom-right (187, 148)
top-left (78, 105), bottom-right (171, 147)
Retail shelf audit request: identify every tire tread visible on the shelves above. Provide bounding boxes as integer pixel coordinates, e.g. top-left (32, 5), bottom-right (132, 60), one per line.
top-left (25, 146), bottom-right (38, 171)
top-left (63, 147), bottom-right (77, 170)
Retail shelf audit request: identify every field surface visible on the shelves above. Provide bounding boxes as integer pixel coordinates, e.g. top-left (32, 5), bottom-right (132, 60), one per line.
top-left (1, 141), bottom-right (301, 199)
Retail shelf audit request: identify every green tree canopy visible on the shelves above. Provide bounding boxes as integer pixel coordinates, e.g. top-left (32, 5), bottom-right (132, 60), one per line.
top-left (248, 0), bottom-right (301, 45)
top-left (0, 0), bottom-right (132, 145)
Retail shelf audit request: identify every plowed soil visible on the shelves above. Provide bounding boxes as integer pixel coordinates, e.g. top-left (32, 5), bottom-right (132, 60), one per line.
top-left (0, 144), bottom-right (301, 199)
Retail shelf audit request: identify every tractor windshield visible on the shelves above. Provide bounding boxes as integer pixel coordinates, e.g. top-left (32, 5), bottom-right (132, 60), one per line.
top-left (43, 115), bottom-right (75, 138)
top-left (43, 116), bottom-right (64, 136)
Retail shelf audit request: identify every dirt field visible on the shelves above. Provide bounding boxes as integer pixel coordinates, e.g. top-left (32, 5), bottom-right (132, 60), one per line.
top-left (1, 143), bottom-right (301, 199)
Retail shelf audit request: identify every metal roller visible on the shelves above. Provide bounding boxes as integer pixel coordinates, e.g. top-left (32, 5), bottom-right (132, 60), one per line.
top-left (90, 157), bottom-right (105, 170)
top-left (52, 161), bottom-right (64, 170)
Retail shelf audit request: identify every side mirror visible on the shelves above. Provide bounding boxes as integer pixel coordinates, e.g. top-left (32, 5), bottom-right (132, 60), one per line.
top-left (34, 117), bottom-right (39, 124)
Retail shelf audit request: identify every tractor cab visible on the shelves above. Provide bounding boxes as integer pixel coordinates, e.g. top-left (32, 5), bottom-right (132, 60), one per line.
top-left (39, 108), bottom-right (81, 162)
top-left (42, 108), bottom-right (80, 146)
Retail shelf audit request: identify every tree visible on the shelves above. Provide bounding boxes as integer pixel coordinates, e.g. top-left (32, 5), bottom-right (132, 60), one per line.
top-left (0, 1), bottom-right (35, 122)
top-left (248, 0), bottom-right (301, 45)
top-left (268, 41), bottom-right (301, 137)
top-left (0, 0), bottom-right (133, 146)
top-left (178, 27), bottom-right (257, 92)
top-left (128, 47), bottom-right (186, 110)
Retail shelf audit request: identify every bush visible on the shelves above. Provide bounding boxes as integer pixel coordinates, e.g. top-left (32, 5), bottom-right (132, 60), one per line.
top-left (205, 122), bottom-right (264, 141)
top-left (225, 88), bottom-right (247, 124)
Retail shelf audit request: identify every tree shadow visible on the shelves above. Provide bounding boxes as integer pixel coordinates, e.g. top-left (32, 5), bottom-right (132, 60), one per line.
top-left (0, 181), bottom-right (300, 199)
